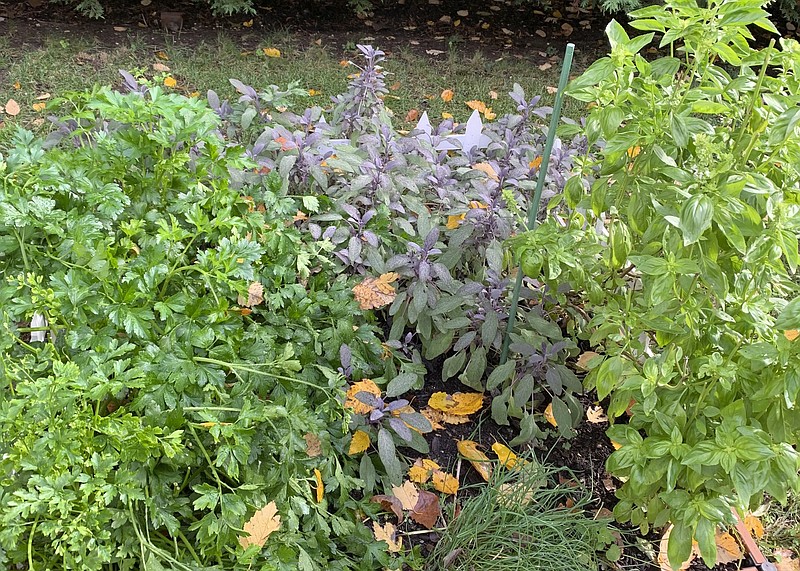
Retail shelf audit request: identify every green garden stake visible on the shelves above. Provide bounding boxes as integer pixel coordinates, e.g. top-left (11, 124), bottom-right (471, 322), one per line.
top-left (500, 42), bottom-right (575, 365)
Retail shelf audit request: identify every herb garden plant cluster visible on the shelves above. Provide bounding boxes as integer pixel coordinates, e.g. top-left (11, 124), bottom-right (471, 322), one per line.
top-left (1, 0), bottom-right (799, 569)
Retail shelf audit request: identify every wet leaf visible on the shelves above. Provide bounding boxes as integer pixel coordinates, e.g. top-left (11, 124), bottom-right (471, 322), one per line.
top-left (4, 99), bottom-right (20, 116)
top-left (304, 433), bottom-right (322, 457)
top-left (544, 402), bottom-right (558, 427)
top-left (239, 501), bottom-right (281, 548)
top-left (313, 468), bottom-right (324, 503)
top-left (348, 430), bottom-right (371, 454)
top-left (410, 489), bottom-right (440, 528)
top-left (263, 47), bottom-right (281, 58)
top-left (344, 380), bottom-right (381, 414)
top-left (392, 480), bottom-right (420, 511)
top-left (456, 440), bottom-right (492, 481)
top-left (428, 392), bottom-right (483, 416)
top-left (372, 521), bottom-right (403, 552)
top-left (431, 470), bottom-right (459, 494)
top-left (353, 272), bottom-right (399, 310)
top-left (440, 89), bottom-right (454, 102)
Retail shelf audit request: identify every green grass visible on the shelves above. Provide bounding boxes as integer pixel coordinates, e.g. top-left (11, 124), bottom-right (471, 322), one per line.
top-left (0, 25), bottom-right (584, 133)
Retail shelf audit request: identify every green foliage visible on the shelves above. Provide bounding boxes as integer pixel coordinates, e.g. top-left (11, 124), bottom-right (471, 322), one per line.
top-left (0, 85), bottom-right (391, 570)
top-left (513, 0), bottom-right (800, 567)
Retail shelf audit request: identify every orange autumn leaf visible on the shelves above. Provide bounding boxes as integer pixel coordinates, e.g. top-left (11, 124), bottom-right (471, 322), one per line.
top-left (344, 380), bottom-right (381, 414)
top-left (456, 440), bottom-right (492, 481)
top-left (32, 102), bottom-right (46, 112)
top-left (163, 76), bottom-right (177, 88)
top-left (242, 18), bottom-right (254, 27)
top-left (743, 514), bottom-right (764, 539)
top-left (313, 468), bottom-right (324, 503)
top-left (472, 162), bottom-right (499, 181)
top-left (440, 88), bottom-right (454, 102)
top-left (348, 430), bottom-right (371, 454)
top-left (431, 470), bottom-right (459, 494)
top-left (785, 330), bottom-right (799, 341)
top-left (392, 480), bottom-right (420, 511)
top-left (239, 501), bottom-right (281, 548)
top-left (627, 145), bottom-right (642, 158)
top-left (428, 392), bottom-right (483, 416)
top-left (483, 107), bottom-right (496, 120)
top-left (408, 458), bottom-right (440, 483)
top-left (352, 272), bottom-right (399, 310)
top-left (339, 59), bottom-right (350, 67)
top-left (529, 156), bottom-right (542, 169)
top-left (446, 213), bottom-right (465, 230)
top-left (465, 99), bottom-right (487, 113)
top-left (405, 109), bottom-right (420, 122)
top-left (544, 402), bottom-right (558, 427)
top-left (372, 521), bottom-right (403, 553)
top-left (714, 531), bottom-right (742, 564)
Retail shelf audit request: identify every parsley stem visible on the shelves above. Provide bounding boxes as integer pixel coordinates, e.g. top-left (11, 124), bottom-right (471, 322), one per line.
top-left (193, 356), bottom-right (331, 393)
top-left (28, 514), bottom-right (39, 571)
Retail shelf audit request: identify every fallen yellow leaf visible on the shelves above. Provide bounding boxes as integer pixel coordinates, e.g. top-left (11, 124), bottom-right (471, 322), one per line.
top-left (441, 112), bottom-right (454, 120)
top-left (263, 47), bottom-right (281, 58)
top-left (348, 430), bottom-right (371, 454)
top-left (352, 273), bottom-right (399, 310)
top-left (465, 99), bottom-right (487, 113)
top-left (529, 156), bottom-right (542, 169)
top-left (4, 99), bottom-right (20, 116)
top-left (237, 281), bottom-right (264, 308)
top-left (446, 213), bottom-right (466, 230)
top-left (743, 514), bottom-right (764, 539)
top-left (372, 521), bottom-right (403, 553)
top-left (12, 81), bottom-right (20, 90)
top-left (163, 76), bottom-right (177, 88)
top-left (456, 440), bottom-right (492, 481)
top-left (409, 458), bottom-right (440, 484)
top-left (431, 470), bottom-right (459, 494)
top-left (544, 402), bottom-right (557, 427)
top-left (785, 330), bottom-right (799, 341)
top-left (239, 501), bottom-right (281, 548)
top-left (586, 406), bottom-right (608, 424)
top-left (156, 51), bottom-right (169, 60)
top-left (472, 162), bottom-right (499, 181)
top-left (313, 468), bottom-right (324, 503)
top-left (32, 102), bottom-right (46, 112)
top-left (483, 107), bottom-right (496, 120)
top-left (492, 442), bottom-right (523, 469)
top-left (440, 88), bottom-right (454, 102)
top-left (392, 480), bottom-right (420, 511)
top-left (344, 380), bottom-right (382, 414)
top-left (611, 440), bottom-right (623, 450)
top-left (428, 392), bottom-right (484, 416)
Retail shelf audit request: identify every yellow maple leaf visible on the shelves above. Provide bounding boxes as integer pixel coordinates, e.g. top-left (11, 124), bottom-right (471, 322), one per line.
top-left (239, 501), bottom-right (281, 548)
top-left (446, 213), bottom-right (465, 230)
top-left (440, 89), bottom-right (454, 102)
top-left (492, 442), bottom-right (523, 469)
top-left (348, 430), bottom-right (371, 454)
top-left (372, 521), bottom-right (403, 553)
top-left (465, 100), bottom-right (487, 113)
top-left (263, 47), bottom-right (281, 58)
top-left (456, 440), bottom-right (492, 481)
top-left (431, 470), bottom-right (459, 494)
top-left (352, 273), bottom-right (399, 310)
top-left (344, 380), bottom-right (381, 414)
top-left (483, 107), bottom-right (496, 120)
top-left (472, 162), bottom-right (499, 181)
top-left (163, 76), bottom-right (177, 88)
top-left (408, 458), bottom-right (440, 483)
top-left (313, 468), bottom-right (324, 503)
top-left (544, 402), bottom-right (558, 427)
top-left (428, 392), bottom-right (484, 416)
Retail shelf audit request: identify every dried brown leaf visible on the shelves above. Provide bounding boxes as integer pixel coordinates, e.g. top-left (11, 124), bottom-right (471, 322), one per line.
top-left (371, 494), bottom-right (404, 522)
top-left (4, 99), bottom-right (20, 116)
top-left (410, 489), bottom-right (440, 528)
top-left (392, 480), bottom-right (420, 511)
top-left (239, 501), bottom-right (281, 549)
top-left (304, 432), bottom-right (322, 457)
top-left (352, 273), bottom-right (399, 310)
top-left (372, 521), bottom-right (403, 552)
